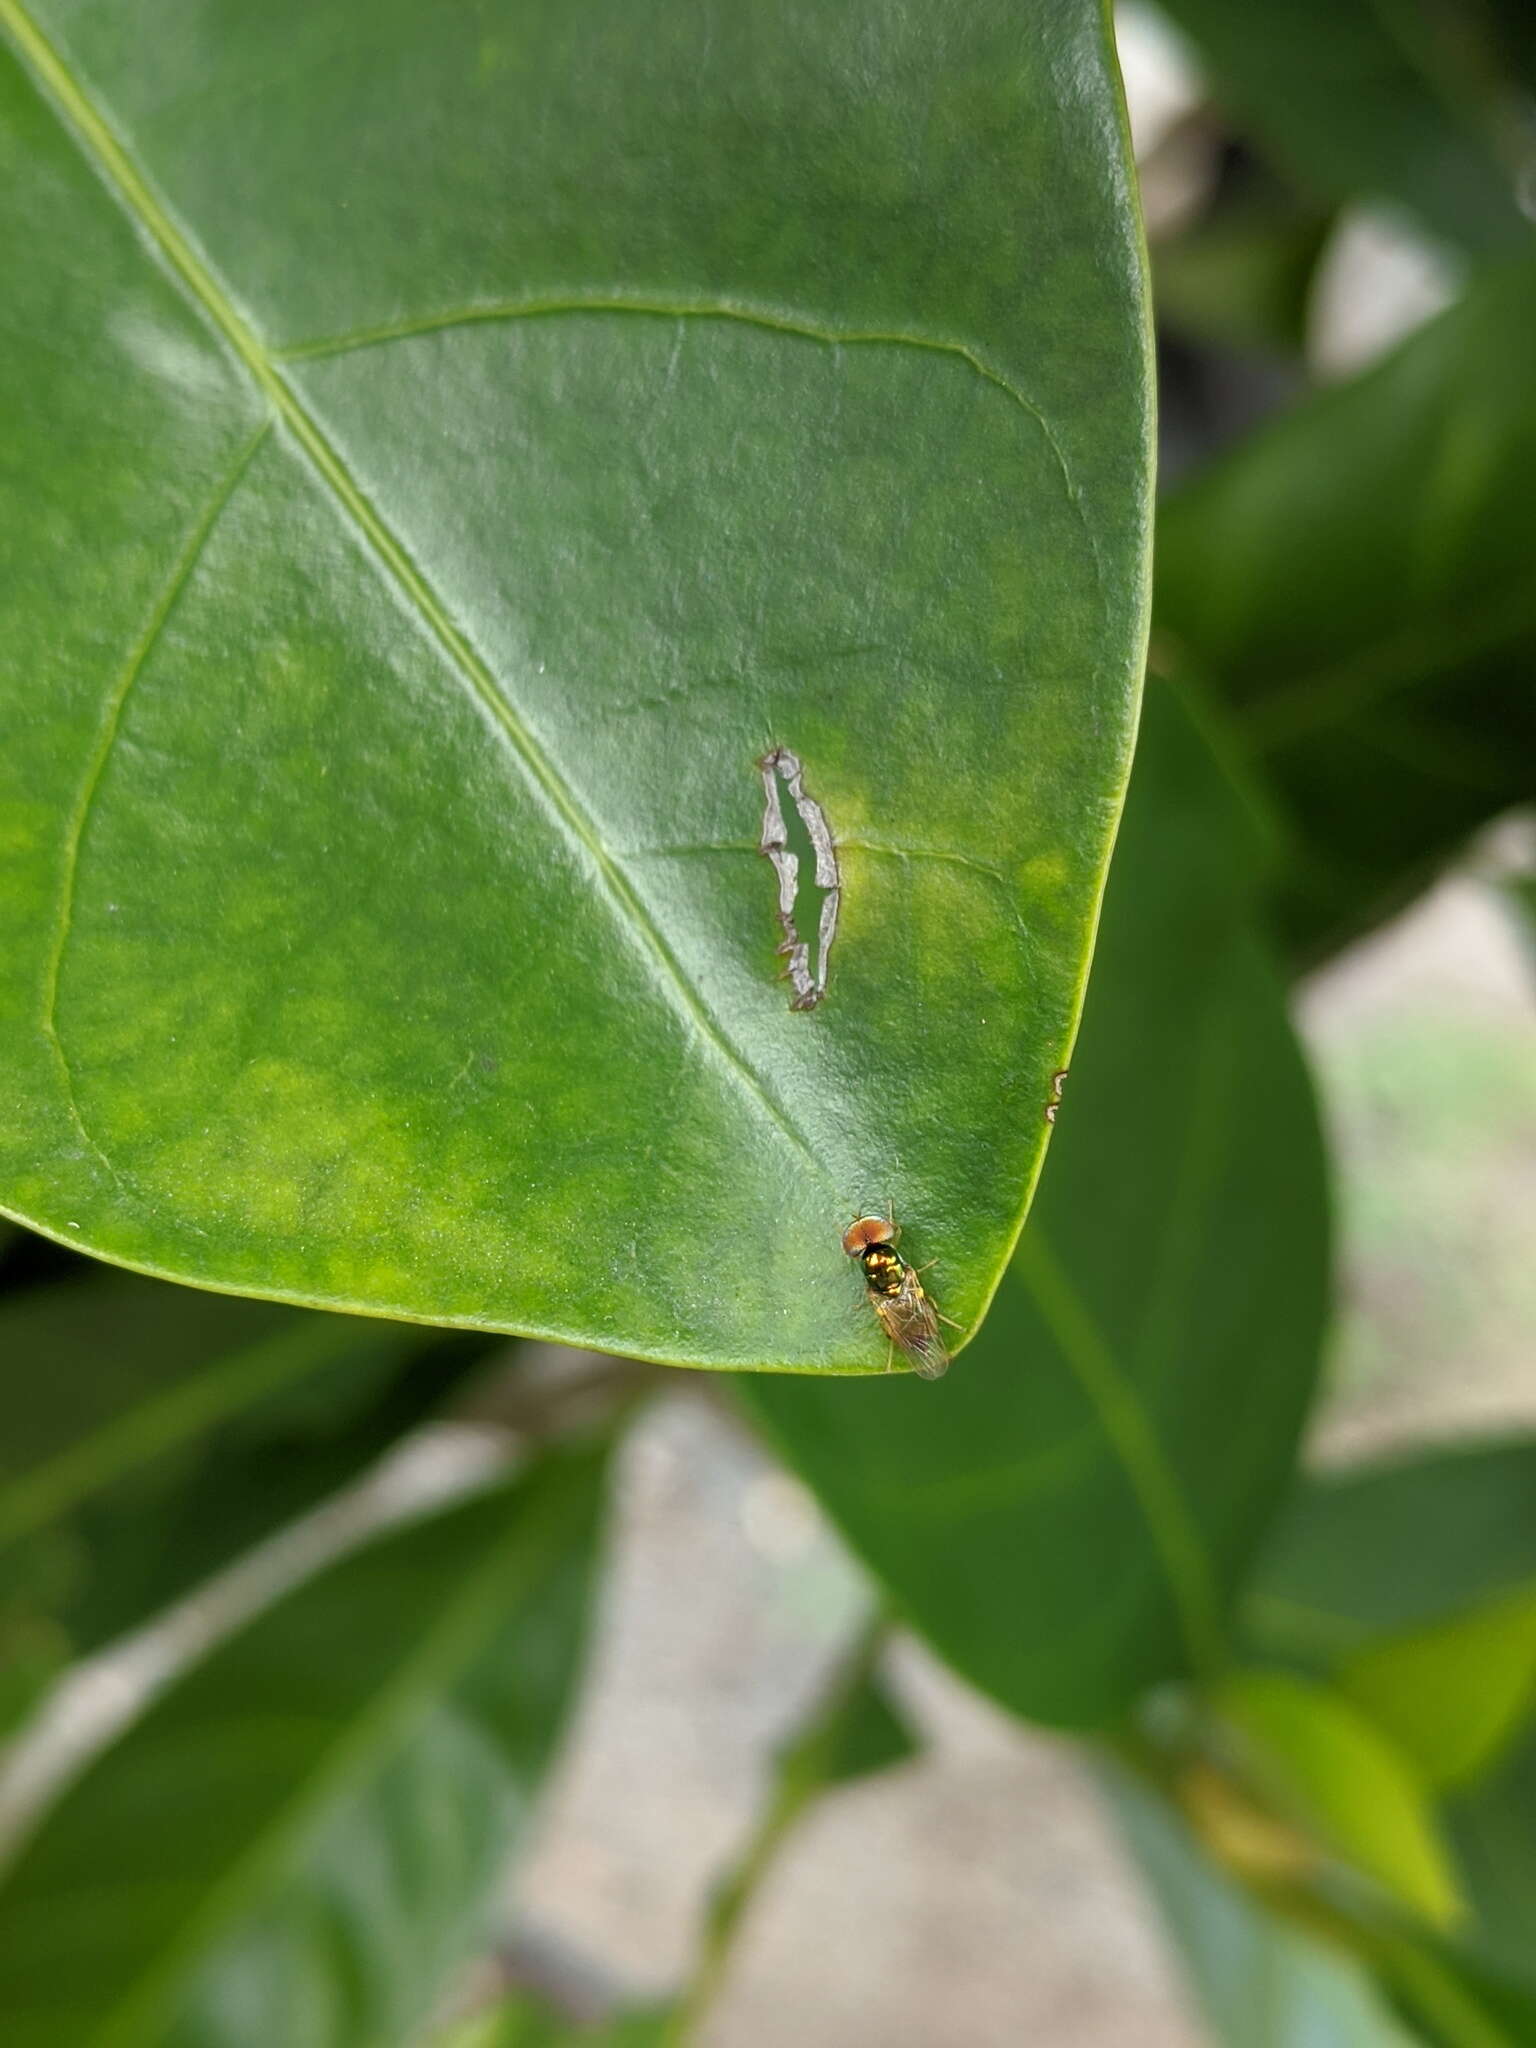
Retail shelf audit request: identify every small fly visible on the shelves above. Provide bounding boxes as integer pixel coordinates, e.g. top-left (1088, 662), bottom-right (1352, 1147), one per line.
top-left (842, 1210), bottom-right (960, 1381)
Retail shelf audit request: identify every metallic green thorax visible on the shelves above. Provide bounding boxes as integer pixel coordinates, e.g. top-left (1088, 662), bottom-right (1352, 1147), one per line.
top-left (857, 1244), bottom-right (911, 1300)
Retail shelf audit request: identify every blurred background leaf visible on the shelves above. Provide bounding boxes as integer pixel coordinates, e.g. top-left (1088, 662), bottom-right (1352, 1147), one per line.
top-left (784, 1654), bottom-right (915, 1793)
top-left (1246, 1441), bottom-right (1536, 1669)
top-left (743, 678), bottom-right (1329, 1726)
top-left (1482, 0), bottom-right (1536, 98)
top-left (1246, 1441), bottom-right (1536, 1793)
top-left (1448, 1712), bottom-right (1536, 2002)
top-left (1114, 1753), bottom-right (1536, 2047)
top-left (1108, 1764), bottom-right (1431, 2047)
top-left (1369, 1932), bottom-right (1536, 2048)
top-left (0, 1446), bottom-right (608, 2048)
top-left (1339, 1594), bottom-right (1536, 1796)
top-left (1211, 1670), bottom-right (1461, 1928)
top-left (662, 1618), bottom-right (918, 2044)
top-left (1153, 169), bottom-right (1335, 360)
top-left (1157, 260), bottom-right (1536, 964)
top-left (0, 1264), bottom-right (508, 1721)
top-left (1241, 1440), bottom-right (1536, 2027)
top-left (433, 2003), bottom-right (672, 2048)
top-left (1152, 0), bottom-right (1534, 254)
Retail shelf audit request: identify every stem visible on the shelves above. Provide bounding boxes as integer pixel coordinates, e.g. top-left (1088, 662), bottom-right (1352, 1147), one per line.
top-left (665, 1614), bottom-right (892, 2045)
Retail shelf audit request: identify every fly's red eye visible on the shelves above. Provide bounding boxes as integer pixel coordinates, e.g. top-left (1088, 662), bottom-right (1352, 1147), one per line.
top-left (842, 1215), bottom-right (895, 1256)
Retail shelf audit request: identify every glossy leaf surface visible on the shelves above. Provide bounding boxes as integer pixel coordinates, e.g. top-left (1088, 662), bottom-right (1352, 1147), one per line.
top-left (744, 683), bottom-right (1329, 1726)
top-left (0, 1449), bottom-right (607, 2048)
top-left (1157, 261), bottom-right (1536, 964)
top-left (0, 0), bottom-right (1152, 1369)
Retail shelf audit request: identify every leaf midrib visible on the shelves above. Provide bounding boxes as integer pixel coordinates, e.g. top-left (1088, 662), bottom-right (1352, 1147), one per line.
top-left (0, 0), bottom-right (823, 1178)
top-left (1013, 1224), bottom-right (1224, 1674)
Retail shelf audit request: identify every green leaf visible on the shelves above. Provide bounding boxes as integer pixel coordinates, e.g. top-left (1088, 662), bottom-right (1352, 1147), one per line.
top-left (1483, 0), bottom-right (1536, 100)
top-left (0, 1268), bottom-right (503, 1661)
top-left (742, 680), bottom-right (1329, 1725)
top-left (1154, 198), bottom-right (1334, 359)
top-left (1502, 876), bottom-right (1536, 970)
top-left (761, 1619), bottom-right (918, 1802)
top-left (670, 1621), bottom-right (916, 2044)
top-left (1156, 260), bottom-right (1536, 965)
top-left (433, 2004), bottom-right (671, 2048)
top-left (1375, 1936), bottom-right (1536, 2048)
top-left (1214, 1670), bottom-right (1463, 1930)
top-left (799, 1660), bottom-right (916, 1790)
top-left (1152, 152), bottom-right (1335, 360)
top-left (1246, 1440), bottom-right (1536, 1791)
top-left (1153, 0), bottom-right (1532, 254)
top-left (1448, 1714), bottom-right (1536, 2001)
top-left (1111, 1763), bottom-right (1536, 2048)
top-left (0, 0), bottom-right (1152, 1371)
top-left (1246, 1441), bottom-right (1536, 1668)
top-left (1107, 1764), bottom-right (1430, 2048)
top-left (0, 1446), bottom-right (607, 2048)
top-left (1338, 1594), bottom-right (1536, 1794)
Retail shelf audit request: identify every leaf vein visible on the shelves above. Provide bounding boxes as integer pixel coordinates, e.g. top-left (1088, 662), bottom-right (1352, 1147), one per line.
top-left (38, 421), bottom-right (271, 1188)
top-left (1013, 1224), bottom-right (1224, 1673)
top-left (1, 0), bottom-right (822, 1177)
top-left (273, 294), bottom-right (1104, 587)
top-left (1132, 975), bottom-right (1243, 1390)
top-left (96, 1476), bottom-right (589, 2048)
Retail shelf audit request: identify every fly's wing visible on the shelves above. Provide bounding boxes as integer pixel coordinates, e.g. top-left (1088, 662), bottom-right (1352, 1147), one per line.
top-left (875, 1267), bottom-right (949, 1381)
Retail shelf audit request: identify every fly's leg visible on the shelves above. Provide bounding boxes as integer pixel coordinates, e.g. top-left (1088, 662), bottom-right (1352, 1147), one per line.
top-left (885, 1339), bottom-right (895, 1373)
top-left (937, 1312), bottom-right (963, 1332)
